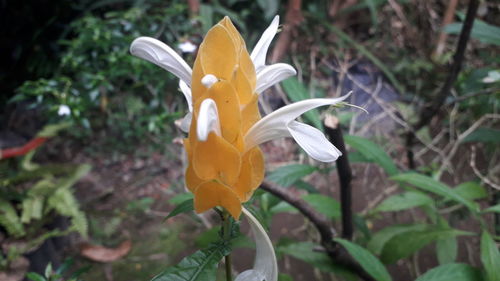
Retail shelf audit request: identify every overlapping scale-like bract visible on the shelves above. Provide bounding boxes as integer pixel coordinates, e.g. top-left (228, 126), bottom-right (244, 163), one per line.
top-left (185, 17), bottom-right (264, 219)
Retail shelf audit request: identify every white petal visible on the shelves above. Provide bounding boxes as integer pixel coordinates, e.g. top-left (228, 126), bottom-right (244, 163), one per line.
top-left (130, 37), bottom-right (192, 86)
top-left (235, 208), bottom-right (277, 281)
top-left (245, 96), bottom-right (350, 150)
top-left (250, 15), bottom-right (280, 72)
top-left (196, 99), bottom-right (221, 141)
top-left (255, 63), bottom-right (296, 94)
top-left (178, 112), bottom-right (192, 133)
top-left (288, 121), bottom-right (342, 162)
top-left (201, 74), bottom-right (218, 88)
top-left (179, 80), bottom-right (193, 112)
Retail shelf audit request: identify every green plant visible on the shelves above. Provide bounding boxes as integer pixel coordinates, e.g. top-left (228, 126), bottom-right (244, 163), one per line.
top-left (0, 124), bottom-right (89, 270)
top-left (26, 259), bottom-right (91, 281)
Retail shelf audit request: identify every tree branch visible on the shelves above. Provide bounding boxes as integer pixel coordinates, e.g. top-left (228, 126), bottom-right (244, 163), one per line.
top-left (324, 115), bottom-right (353, 239)
top-left (260, 181), bottom-right (376, 281)
top-left (406, 0), bottom-right (479, 169)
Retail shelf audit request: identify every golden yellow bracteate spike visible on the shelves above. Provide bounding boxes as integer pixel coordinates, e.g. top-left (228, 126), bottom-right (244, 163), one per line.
top-left (184, 17), bottom-right (264, 219)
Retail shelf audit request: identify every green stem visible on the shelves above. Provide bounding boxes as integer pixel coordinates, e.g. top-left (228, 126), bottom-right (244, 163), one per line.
top-left (222, 211), bottom-right (232, 281)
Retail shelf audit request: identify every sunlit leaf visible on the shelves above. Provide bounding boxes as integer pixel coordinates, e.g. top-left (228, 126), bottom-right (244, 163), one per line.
top-left (483, 204), bottom-right (500, 213)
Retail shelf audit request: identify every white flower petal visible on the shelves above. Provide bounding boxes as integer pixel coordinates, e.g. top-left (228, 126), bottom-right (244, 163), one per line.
top-left (196, 99), bottom-right (221, 141)
top-left (178, 41), bottom-right (197, 53)
top-left (235, 208), bottom-right (277, 281)
top-left (130, 37), bottom-right (192, 86)
top-left (179, 80), bottom-right (193, 112)
top-left (250, 15), bottom-right (280, 72)
top-left (245, 96), bottom-right (350, 150)
top-left (255, 63), bottom-right (296, 94)
top-left (57, 105), bottom-right (71, 116)
top-left (201, 74), bottom-right (218, 88)
top-left (178, 112), bottom-right (192, 133)
top-left (288, 121), bottom-right (342, 162)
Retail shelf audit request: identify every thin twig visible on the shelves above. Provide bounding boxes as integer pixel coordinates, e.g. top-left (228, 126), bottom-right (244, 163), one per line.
top-left (470, 145), bottom-right (500, 190)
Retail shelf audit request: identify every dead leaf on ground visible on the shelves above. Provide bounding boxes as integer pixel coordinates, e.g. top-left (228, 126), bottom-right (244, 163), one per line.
top-left (80, 240), bottom-right (132, 263)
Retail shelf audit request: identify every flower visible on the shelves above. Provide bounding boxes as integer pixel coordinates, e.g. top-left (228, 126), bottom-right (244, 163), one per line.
top-left (178, 41), bottom-right (197, 53)
top-left (57, 105), bottom-right (71, 116)
top-left (130, 16), bottom-right (347, 220)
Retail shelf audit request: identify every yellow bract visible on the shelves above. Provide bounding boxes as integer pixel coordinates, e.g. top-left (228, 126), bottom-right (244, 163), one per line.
top-left (184, 17), bottom-right (264, 219)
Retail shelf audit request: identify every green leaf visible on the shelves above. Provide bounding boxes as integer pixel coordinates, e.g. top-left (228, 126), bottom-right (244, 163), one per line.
top-left (165, 199), bottom-right (194, 220)
top-left (367, 224), bottom-right (428, 255)
top-left (444, 18), bottom-right (500, 46)
top-left (281, 77), bottom-right (323, 129)
top-left (151, 242), bottom-right (229, 281)
top-left (169, 193), bottom-right (194, 205)
top-left (374, 191), bottom-right (434, 212)
top-left (26, 272), bottom-right (47, 281)
top-left (453, 182), bottom-right (487, 201)
top-left (36, 122), bottom-right (72, 137)
top-left (344, 135), bottom-right (399, 176)
top-left (436, 236), bottom-right (457, 264)
top-left (381, 228), bottom-right (471, 264)
top-left (390, 173), bottom-right (478, 212)
top-left (461, 128), bottom-right (500, 144)
top-left (267, 164), bottom-right (318, 188)
top-left (303, 194), bottom-right (341, 219)
top-left (480, 231), bottom-right (500, 281)
top-left (483, 204), bottom-right (500, 213)
top-left (415, 263), bottom-right (482, 281)
top-left (0, 199), bottom-right (25, 237)
top-left (269, 201), bottom-right (298, 214)
top-left (334, 238), bottom-right (392, 281)
top-left (278, 273), bottom-right (294, 281)
top-left (278, 242), bottom-right (356, 279)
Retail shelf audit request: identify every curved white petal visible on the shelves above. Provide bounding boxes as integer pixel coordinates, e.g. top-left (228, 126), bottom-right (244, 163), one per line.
top-left (255, 63), bottom-right (296, 94)
top-left (130, 37), bottom-right (192, 86)
top-left (178, 112), bottom-right (192, 133)
top-left (245, 95), bottom-right (350, 150)
top-left (250, 15), bottom-right (280, 72)
top-left (288, 121), bottom-right (342, 162)
top-left (197, 99), bottom-right (221, 141)
top-left (235, 208), bottom-right (277, 281)
top-left (179, 80), bottom-right (193, 112)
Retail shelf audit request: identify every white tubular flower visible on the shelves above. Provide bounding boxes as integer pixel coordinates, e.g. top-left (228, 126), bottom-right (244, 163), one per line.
top-left (235, 208), bottom-right (278, 281)
top-left (251, 15), bottom-right (296, 94)
top-left (196, 99), bottom-right (221, 141)
top-left (244, 96), bottom-right (350, 162)
top-left (130, 37), bottom-right (192, 86)
top-left (57, 105), bottom-right (71, 116)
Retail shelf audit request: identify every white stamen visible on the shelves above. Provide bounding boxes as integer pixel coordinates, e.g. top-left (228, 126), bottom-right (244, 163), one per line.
top-left (201, 74), bottom-right (218, 88)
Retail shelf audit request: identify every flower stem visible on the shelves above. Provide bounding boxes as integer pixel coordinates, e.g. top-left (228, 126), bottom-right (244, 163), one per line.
top-left (222, 211), bottom-right (232, 281)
